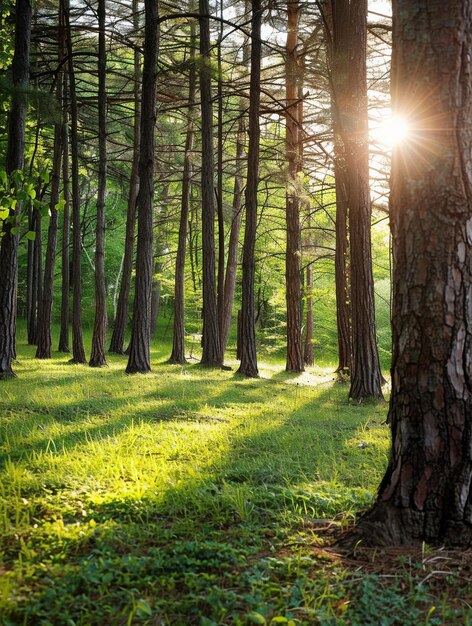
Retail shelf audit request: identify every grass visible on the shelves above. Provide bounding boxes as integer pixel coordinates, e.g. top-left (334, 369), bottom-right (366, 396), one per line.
top-left (0, 331), bottom-right (471, 625)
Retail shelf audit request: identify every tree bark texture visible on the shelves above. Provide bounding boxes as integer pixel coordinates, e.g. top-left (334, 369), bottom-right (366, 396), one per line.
top-left (285, 0), bottom-right (304, 373)
top-left (0, 0), bottom-right (31, 378)
top-left (89, 0), bottom-right (108, 368)
top-left (169, 23), bottom-right (196, 365)
top-left (26, 206), bottom-right (41, 345)
top-left (353, 0), bottom-right (472, 546)
top-left (237, 0), bottom-right (262, 378)
top-left (109, 0), bottom-right (141, 355)
top-left (126, 0), bottom-right (158, 374)
top-left (343, 0), bottom-right (382, 399)
top-left (65, 0), bottom-right (86, 364)
top-left (199, 0), bottom-right (222, 366)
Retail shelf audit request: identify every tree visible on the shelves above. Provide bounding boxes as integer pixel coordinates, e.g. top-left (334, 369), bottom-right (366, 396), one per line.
top-left (65, 0), bottom-right (87, 364)
top-left (199, 0), bottom-right (222, 367)
top-left (285, 0), bottom-right (304, 373)
top-left (108, 0), bottom-right (141, 355)
top-left (0, 0), bottom-right (32, 378)
top-left (168, 19), bottom-right (196, 365)
top-left (89, 0), bottom-right (108, 368)
top-left (126, 0), bottom-right (159, 374)
top-left (354, 0), bottom-right (472, 546)
top-left (237, 0), bottom-right (262, 378)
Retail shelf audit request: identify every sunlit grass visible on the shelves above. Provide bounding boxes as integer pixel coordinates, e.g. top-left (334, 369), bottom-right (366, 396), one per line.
top-left (0, 333), bottom-right (469, 625)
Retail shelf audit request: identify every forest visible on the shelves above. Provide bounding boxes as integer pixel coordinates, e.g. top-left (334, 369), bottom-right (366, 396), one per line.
top-left (1, 0), bottom-right (472, 624)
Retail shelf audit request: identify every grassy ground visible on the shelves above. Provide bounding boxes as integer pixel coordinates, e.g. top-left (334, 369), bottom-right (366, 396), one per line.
top-left (1, 334), bottom-right (471, 625)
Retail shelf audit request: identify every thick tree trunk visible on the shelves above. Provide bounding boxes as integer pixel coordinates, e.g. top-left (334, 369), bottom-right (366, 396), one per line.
top-left (169, 23), bottom-right (196, 365)
top-left (58, 100), bottom-right (70, 353)
top-left (199, 0), bottom-right (222, 366)
top-left (126, 0), bottom-right (158, 374)
top-left (0, 0), bottom-right (31, 378)
top-left (353, 0), bottom-right (472, 546)
top-left (237, 0), bottom-right (262, 378)
top-left (89, 0), bottom-right (108, 368)
top-left (109, 2), bottom-right (141, 355)
top-left (65, 0), bottom-right (86, 364)
top-left (285, 1), bottom-right (304, 373)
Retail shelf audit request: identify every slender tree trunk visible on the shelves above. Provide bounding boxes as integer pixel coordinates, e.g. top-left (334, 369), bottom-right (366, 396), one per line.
top-left (58, 98), bottom-right (71, 353)
top-left (0, 0), bottom-right (31, 378)
top-left (126, 0), bottom-right (159, 374)
top-left (35, 6), bottom-right (65, 359)
top-left (285, 0), bottom-right (304, 373)
top-left (169, 22), bottom-right (196, 365)
top-left (27, 206), bottom-right (41, 345)
top-left (354, 0), bottom-right (472, 547)
top-left (109, 0), bottom-right (141, 355)
top-left (345, 0), bottom-right (382, 399)
top-left (220, 0), bottom-right (250, 356)
top-left (199, 0), bottom-right (222, 366)
top-left (216, 0), bottom-right (225, 342)
top-left (65, 0), bottom-right (86, 364)
top-left (89, 0), bottom-right (107, 367)
top-left (237, 0), bottom-right (262, 378)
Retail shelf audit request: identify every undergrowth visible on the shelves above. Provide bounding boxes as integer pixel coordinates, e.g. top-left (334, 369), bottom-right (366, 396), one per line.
top-left (0, 334), bottom-right (470, 625)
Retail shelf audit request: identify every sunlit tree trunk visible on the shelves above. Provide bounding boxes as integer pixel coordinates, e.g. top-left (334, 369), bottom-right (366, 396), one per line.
top-left (285, 0), bottom-right (304, 373)
top-left (356, 0), bottom-right (472, 546)
top-left (237, 0), bottom-right (262, 378)
top-left (58, 98), bottom-right (70, 353)
top-left (0, 0), bottom-right (31, 378)
top-left (89, 0), bottom-right (107, 367)
top-left (126, 0), bottom-right (159, 374)
top-left (199, 0), bottom-right (222, 366)
top-left (345, 0), bottom-right (382, 399)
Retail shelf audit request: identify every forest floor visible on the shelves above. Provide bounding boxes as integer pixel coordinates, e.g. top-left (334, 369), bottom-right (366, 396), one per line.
top-left (1, 335), bottom-right (471, 625)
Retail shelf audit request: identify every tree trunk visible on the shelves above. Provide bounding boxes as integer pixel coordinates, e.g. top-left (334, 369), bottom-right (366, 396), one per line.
top-left (36, 5), bottom-right (65, 360)
top-left (285, 0), bottom-right (304, 373)
top-left (0, 0), bottom-right (31, 378)
top-left (89, 0), bottom-right (108, 368)
top-left (220, 0), bottom-right (250, 357)
top-left (354, 0), bottom-right (472, 547)
top-left (58, 92), bottom-right (71, 353)
top-left (237, 0), bottom-right (262, 378)
top-left (169, 21), bottom-right (196, 365)
top-left (199, 0), bottom-right (222, 366)
top-left (65, 0), bottom-right (86, 364)
top-left (26, 206), bottom-right (41, 345)
top-left (216, 0), bottom-right (225, 345)
top-left (126, 0), bottom-right (158, 374)
top-left (109, 0), bottom-right (141, 355)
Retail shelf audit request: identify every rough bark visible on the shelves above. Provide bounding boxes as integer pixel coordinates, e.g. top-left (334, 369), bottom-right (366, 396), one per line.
top-left (352, 0), bottom-right (472, 547)
top-left (285, 0), bottom-right (304, 373)
top-left (109, 0), bottom-right (141, 355)
top-left (199, 0), bottom-right (222, 366)
top-left (89, 0), bottom-right (108, 368)
top-left (0, 0), bottom-right (31, 378)
top-left (126, 0), bottom-right (158, 374)
top-left (237, 0), bottom-right (262, 378)
top-left (344, 0), bottom-right (382, 399)
top-left (169, 23), bottom-right (196, 365)
top-left (216, 0), bottom-right (225, 344)
top-left (65, 0), bottom-right (86, 364)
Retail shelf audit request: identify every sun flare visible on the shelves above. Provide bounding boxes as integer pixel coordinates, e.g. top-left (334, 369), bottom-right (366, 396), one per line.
top-left (372, 114), bottom-right (410, 149)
